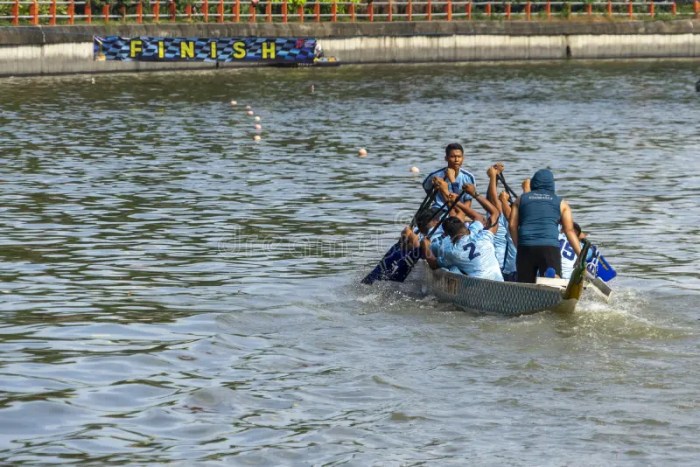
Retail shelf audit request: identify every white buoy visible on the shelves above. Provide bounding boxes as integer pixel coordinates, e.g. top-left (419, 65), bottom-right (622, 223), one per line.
top-left (254, 124), bottom-right (262, 130)
top-left (410, 166), bottom-right (420, 174)
top-left (230, 100), bottom-right (237, 106)
top-left (254, 116), bottom-right (261, 122)
top-left (358, 148), bottom-right (368, 158)
top-left (253, 135), bottom-right (261, 141)
top-left (245, 105), bottom-right (252, 110)
top-left (246, 110), bottom-right (254, 116)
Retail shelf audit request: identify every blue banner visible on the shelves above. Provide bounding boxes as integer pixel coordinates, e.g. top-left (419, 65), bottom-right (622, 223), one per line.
top-left (94, 36), bottom-right (318, 63)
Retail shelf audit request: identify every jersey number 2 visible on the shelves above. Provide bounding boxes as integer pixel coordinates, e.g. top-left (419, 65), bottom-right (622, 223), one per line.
top-left (463, 243), bottom-right (481, 260)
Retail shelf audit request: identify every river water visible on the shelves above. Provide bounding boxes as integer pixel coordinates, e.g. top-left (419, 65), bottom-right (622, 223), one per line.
top-left (0, 61), bottom-right (698, 465)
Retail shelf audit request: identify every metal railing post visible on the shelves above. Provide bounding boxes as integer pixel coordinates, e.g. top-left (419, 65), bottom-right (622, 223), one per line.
top-left (31, 0), bottom-right (39, 24)
top-left (49, 0), bottom-right (57, 25)
top-left (11, 0), bottom-right (19, 25)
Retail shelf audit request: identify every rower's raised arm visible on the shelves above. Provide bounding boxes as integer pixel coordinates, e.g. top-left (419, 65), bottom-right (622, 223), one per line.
top-left (487, 163), bottom-right (504, 213)
top-left (463, 183), bottom-right (499, 232)
top-left (508, 198), bottom-right (520, 247)
top-left (499, 191), bottom-right (512, 219)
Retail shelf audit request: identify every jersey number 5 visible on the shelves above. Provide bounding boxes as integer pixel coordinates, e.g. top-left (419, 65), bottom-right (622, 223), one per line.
top-left (559, 239), bottom-right (576, 261)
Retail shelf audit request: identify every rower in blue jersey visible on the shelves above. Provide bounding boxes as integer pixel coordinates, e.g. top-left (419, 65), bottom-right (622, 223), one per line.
top-left (422, 143), bottom-right (476, 210)
top-left (401, 207), bottom-right (447, 258)
top-left (486, 163), bottom-right (517, 281)
top-left (508, 169), bottom-right (581, 283)
top-left (422, 184), bottom-right (503, 282)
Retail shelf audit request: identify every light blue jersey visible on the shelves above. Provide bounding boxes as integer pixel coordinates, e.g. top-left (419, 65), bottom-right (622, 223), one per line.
top-left (422, 167), bottom-right (476, 207)
top-left (493, 213), bottom-right (517, 275)
top-left (439, 221), bottom-right (504, 282)
top-left (419, 225), bottom-right (447, 258)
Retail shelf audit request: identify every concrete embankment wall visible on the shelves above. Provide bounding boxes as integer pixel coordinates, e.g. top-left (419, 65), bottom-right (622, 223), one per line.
top-left (1, 21), bottom-right (699, 76)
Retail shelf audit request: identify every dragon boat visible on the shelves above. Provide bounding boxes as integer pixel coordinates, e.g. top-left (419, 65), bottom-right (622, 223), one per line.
top-left (420, 241), bottom-right (592, 316)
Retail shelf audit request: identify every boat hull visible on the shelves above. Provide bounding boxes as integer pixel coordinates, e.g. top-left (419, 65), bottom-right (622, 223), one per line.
top-left (423, 265), bottom-right (578, 316)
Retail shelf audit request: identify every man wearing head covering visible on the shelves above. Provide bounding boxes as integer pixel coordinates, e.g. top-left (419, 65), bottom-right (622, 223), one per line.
top-left (508, 169), bottom-right (581, 283)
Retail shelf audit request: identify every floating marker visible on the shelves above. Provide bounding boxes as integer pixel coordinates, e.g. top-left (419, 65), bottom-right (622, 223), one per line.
top-left (410, 166), bottom-right (420, 174)
top-left (254, 124), bottom-right (262, 130)
top-left (254, 116), bottom-right (261, 122)
top-left (253, 135), bottom-right (261, 141)
top-left (230, 100), bottom-right (237, 106)
top-left (358, 148), bottom-right (368, 157)
top-left (246, 110), bottom-right (254, 116)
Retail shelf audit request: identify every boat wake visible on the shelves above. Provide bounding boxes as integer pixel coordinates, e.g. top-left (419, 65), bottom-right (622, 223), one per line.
top-left (556, 286), bottom-right (692, 341)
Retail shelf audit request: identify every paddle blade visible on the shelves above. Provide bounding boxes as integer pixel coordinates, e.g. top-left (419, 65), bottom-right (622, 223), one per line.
top-left (361, 243), bottom-right (421, 285)
top-left (585, 271), bottom-right (612, 302)
top-left (585, 244), bottom-right (617, 283)
top-left (595, 255), bottom-right (617, 282)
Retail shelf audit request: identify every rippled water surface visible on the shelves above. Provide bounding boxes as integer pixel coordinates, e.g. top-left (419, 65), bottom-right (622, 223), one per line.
top-left (0, 61), bottom-right (699, 465)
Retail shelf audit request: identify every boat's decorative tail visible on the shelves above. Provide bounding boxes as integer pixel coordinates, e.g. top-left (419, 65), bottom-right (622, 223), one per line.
top-left (563, 240), bottom-right (591, 301)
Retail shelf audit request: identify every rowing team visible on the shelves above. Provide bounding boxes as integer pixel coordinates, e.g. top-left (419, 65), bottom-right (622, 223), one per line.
top-left (400, 143), bottom-right (588, 284)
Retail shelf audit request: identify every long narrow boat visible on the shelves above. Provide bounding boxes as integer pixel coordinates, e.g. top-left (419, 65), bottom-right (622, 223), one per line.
top-left (421, 242), bottom-right (591, 316)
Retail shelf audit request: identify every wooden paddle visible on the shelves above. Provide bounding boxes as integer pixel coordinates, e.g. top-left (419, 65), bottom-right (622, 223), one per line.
top-left (497, 172), bottom-right (518, 203)
top-left (361, 188), bottom-right (438, 285)
top-left (361, 188), bottom-right (464, 285)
